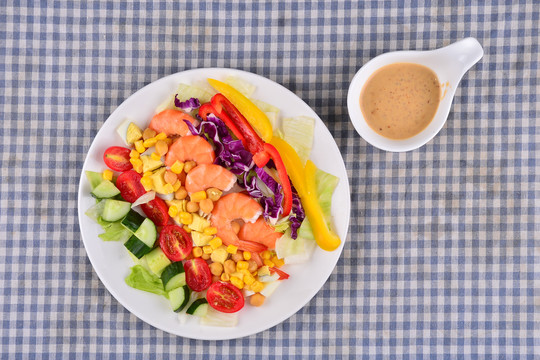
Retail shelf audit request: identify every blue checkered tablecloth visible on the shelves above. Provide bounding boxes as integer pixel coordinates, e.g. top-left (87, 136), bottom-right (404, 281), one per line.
top-left (1, 1), bottom-right (538, 358)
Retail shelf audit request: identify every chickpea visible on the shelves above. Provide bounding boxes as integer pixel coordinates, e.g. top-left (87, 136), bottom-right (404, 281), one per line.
top-left (249, 293), bottom-right (265, 307)
top-left (199, 199), bottom-right (214, 214)
top-left (231, 252), bottom-right (243, 262)
top-left (164, 170), bottom-right (177, 185)
top-left (209, 262), bottom-right (224, 276)
top-left (186, 201), bottom-right (199, 213)
top-left (231, 221), bottom-right (241, 234)
top-left (174, 186), bottom-right (187, 200)
top-left (206, 187), bottom-right (223, 202)
top-left (142, 128), bottom-right (156, 140)
top-left (155, 140), bottom-right (168, 156)
top-left (201, 253), bottom-right (210, 260)
top-left (247, 260), bottom-right (258, 273)
top-left (223, 259), bottom-right (236, 274)
top-left (183, 160), bottom-right (197, 173)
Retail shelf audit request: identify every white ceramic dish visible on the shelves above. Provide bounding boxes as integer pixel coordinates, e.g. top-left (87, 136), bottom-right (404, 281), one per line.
top-left (77, 68), bottom-right (351, 340)
top-left (347, 37), bottom-right (483, 152)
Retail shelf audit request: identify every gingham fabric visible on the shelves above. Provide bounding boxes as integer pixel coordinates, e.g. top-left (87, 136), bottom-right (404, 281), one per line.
top-left (1, 1), bottom-right (538, 358)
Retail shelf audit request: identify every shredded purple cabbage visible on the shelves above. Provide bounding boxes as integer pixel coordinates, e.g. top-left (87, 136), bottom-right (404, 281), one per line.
top-left (174, 96), bottom-right (201, 112)
top-left (185, 111), bottom-right (305, 238)
top-left (185, 114), bottom-right (254, 175)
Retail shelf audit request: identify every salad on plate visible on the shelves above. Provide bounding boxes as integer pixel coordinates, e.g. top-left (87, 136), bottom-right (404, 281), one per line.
top-left (84, 75), bottom-right (341, 327)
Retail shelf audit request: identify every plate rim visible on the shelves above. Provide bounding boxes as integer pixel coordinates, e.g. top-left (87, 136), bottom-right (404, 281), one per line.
top-left (77, 67), bottom-right (351, 340)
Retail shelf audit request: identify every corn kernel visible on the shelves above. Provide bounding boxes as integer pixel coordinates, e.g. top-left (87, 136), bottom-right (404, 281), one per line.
top-left (151, 152), bottom-right (161, 161)
top-left (257, 266), bottom-right (270, 277)
top-left (272, 256), bottom-right (285, 267)
top-left (135, 140), bottom-right (145, 153)
top-left (190, 190), bottom-right (207, 202)
top-left (220, 273), bottom-right (230, 282)
top-left (163, 183), bottom-right (174, 194)
top-left (203, 227), bottom-right (217, 236)
top-left (133, 163), bottom-right (143, 173)
top-left (170, 161), bottom-right (184, 174)
top-left (243, 251), bottom-right (252, 261)
top-left (129, 158), bottom-right (143, 167)
top-left (168, 205), bottom-right (178, 217)
top-left (261, 250), bottom-right (272, 260)
top-left (243, 272), bottom-right (255, 286)
top-left (143, 171), bottom-right (153, 177)
top-left (140, 176), bottom-right (153, 191)
top-left (208, 237), bottom-right (222, 249)
top-left (230, 276), bottom-right (244, 289)
top-left (226, 245), bottom-right (238, 254)
top-left (192, 247), bottom-right (203, 257)
top-left (178, 212), bottom-right (193, 225)
top-left (203, 245), bottom-right (213, 254)
top-left (263, 259), bottom-right (275, 268)
top-left (155, 132), bottom-right (167, 140)
top-left (172, 180), bottom-right (181, 192)
top-left (143, 137), bottom-right (157, 148)
top-left (250, 281), bottom-right (264, 293)
top-left (236, 260), bottom-right (249, 271)
top-left (102, 169), bottom-right (113, 181)
top-left (130, 149), bottom-right (140, 158)
top-left (183, 225), bottom-right (191, 233)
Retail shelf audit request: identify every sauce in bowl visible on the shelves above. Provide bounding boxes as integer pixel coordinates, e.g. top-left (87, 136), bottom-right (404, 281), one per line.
top-left (360, 63), bottom-right (441, 140)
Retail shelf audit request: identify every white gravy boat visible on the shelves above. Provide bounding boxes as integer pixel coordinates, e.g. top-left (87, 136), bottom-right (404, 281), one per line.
top-left (347, 37), bottom-right (484, 152)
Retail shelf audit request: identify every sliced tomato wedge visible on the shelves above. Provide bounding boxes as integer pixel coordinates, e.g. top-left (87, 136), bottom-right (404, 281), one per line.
top-left (103, 146), bottom-right (133, 172)
top-left (206, 282), bottom-right (245, 313)
top-left (116, 170), bottom-right (146, 203)
top-left (159, 225), bottom-right (192, 261)
top-left (184, 258), bottom-right (212, 292)
top-left (141, 198), bottom-right (170, 226)
top-left (269, 267), bottom-right (290, 280)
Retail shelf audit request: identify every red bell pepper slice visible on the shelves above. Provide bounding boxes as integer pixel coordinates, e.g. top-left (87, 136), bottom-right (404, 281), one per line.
top-left (269, 267), bottom-right (290, 280)
top-left (263, 143), bottom-right (293, 216)
top-left (200, 94), bottom-right (293, 216)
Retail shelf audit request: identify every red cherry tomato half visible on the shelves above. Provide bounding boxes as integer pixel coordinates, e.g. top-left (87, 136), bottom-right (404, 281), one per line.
top-left (103, 146), bottom-right (133, 172)
top-left (159, 225), bottom-right (193, 261)
top-left (206, 281), bottom-right (245, 313)
top-left (141, 198), bottom-right (169, 226)
top-left (184, 258), bottom-right (212, 292)
top-left (116, 170), bottom-right (146, 203)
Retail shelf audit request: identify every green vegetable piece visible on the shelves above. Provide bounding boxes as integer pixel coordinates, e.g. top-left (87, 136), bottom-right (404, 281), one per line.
top-left (125, 265), bottom-right (167, 297)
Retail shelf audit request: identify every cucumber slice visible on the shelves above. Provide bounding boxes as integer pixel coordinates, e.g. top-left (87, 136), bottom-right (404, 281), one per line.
top-left (101, 199), bottom-right (131, 222)
top-left (86, 171), bottom-right (104, 190)
top-left (186, 298), bottom-right (209, 316)
top-left (121, 210), bottom-right (146, 232)
top-left (91, 180), bottom-right (120, 199)
top-left (133, 218), bottom-right (157, 248)
top-left (161, 262), bottom-right (186, 291)
top-left (168, 285), bottom-right (190, 312)
top-left (124, 235), bottom-right (153, 259)
top-left (145, 247), bottom-right (171, 276)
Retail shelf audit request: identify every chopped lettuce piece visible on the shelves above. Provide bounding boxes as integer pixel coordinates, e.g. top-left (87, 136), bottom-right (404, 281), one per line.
top-left (275, 229), bottom-right (316, 264)
top-left (125, 265), bottom-right (167, 297)
top-left (200, 307), bottom-right (239, 327)
top-left (224, 76), bottom-right (256, 98)
top-left (85, 200), bottom-right (106, 223)
top-left (98, 222), bottom-right (132, 242)
top-left (175, 83), bottom-right (213, 104)
top-left (155, 93), bottom-right (176, 113)
top-left (281, 116), bottom-right (315, 165)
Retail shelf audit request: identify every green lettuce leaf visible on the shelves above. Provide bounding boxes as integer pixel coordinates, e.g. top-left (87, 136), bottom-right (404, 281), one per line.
top-left (98, 222), bottom-right (132, 242)
top-left (125, 265), bottom-right (167, 297)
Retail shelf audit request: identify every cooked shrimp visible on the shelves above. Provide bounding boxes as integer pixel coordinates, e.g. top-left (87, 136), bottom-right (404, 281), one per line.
top-left (165, 135), bottom-right (216, 167)
top-left (238, 218), bottom-right (283, 250)
top-left (211, 193), bottom-right (267, 253)
top-left (149, 109), bottom-right (197, 137)
top-left (185, 164), bottom-right (237, 194)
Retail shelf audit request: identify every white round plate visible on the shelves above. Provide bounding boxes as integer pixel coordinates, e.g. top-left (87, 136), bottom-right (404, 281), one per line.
top-left (77, 68), bottom-right (351, 340)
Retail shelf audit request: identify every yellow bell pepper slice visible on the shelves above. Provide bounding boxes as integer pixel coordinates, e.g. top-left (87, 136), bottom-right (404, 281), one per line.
top-left (270, 136), bottom-right (341, 252)
top-left (207, 78), bottom-right (273, 142)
